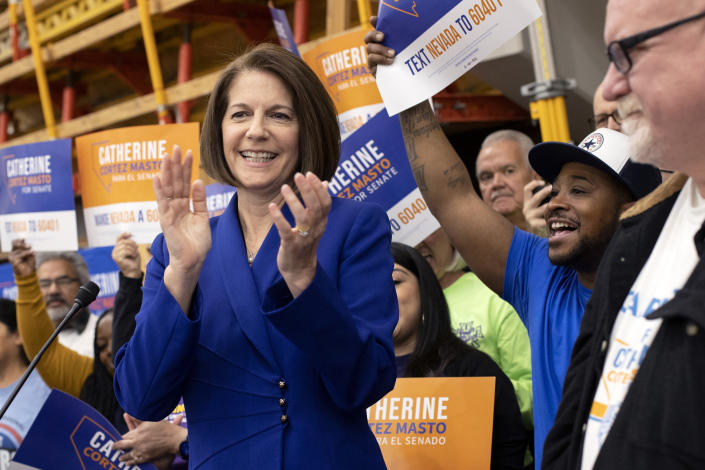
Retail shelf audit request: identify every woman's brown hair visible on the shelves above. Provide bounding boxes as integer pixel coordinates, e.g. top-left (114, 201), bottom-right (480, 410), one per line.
top-left (200, 43), bottom-right (340, 186)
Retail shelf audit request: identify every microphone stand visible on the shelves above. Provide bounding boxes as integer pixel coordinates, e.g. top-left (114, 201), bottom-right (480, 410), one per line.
top-left (0, 281), bottom-right (99, 421)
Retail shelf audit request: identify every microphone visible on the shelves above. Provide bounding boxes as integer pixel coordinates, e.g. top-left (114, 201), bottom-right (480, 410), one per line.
top-left (0, 281), bottom-right (100, 420)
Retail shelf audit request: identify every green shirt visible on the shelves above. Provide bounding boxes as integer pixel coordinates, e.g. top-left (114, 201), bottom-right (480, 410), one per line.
top-left (444, 272), bottom-right (533, 429)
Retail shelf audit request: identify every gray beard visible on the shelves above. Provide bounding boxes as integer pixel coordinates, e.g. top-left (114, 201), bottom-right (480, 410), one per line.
top-left (47, 305), bottom-right (69, 324)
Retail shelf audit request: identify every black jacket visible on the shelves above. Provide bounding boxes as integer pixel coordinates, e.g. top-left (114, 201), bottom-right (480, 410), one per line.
top-left (543, 174), bottom-right (705, 470)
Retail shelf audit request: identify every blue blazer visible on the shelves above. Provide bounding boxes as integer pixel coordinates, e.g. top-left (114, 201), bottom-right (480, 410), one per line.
top-left (114, 196), bottom-right (398, 469)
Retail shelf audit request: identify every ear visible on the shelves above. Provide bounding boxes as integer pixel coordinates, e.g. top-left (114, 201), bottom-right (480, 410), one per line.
top-left (618, 200), bottom-right (635, 215)
top-left (12, 331), bottom-right (23, 348)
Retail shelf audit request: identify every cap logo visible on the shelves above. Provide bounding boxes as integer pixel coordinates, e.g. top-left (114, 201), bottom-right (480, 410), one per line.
top-left (579, 133), bottom-right (604, 153)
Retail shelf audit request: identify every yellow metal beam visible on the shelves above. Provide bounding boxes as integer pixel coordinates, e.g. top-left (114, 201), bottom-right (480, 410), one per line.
top-left (0, 0), bottom-right (198, 87)
top-left (35, 0), bottom-right (124, 44)
top-left (1, 69), bottom-right (221, 148)
top-left (23, 0), bottom-right (57, 138)
top-left (356, 0), bottom-right (371, 28)
top-left (137, 0), bottom-right (171, 123)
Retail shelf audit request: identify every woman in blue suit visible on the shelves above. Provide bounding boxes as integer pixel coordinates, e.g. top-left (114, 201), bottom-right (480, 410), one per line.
top-left (113, 44), bottom-right (398, 469)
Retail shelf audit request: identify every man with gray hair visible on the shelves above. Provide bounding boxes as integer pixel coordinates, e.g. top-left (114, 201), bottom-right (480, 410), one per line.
top-left (25, 247), bottom-right (96, 357)
top-left (475, 129), bottom-right (545, 234)
top-left (544, 1), bottom-right (705, 468)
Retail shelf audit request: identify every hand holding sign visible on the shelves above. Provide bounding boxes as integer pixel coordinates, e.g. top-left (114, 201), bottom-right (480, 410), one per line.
top-left (154, 146), bottom-right (211, 312)
top-left (364, 16), bottom-right (396, 76)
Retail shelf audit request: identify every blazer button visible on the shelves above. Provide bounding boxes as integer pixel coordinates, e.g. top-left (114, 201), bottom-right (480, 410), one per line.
top-left (600, 340), bottom-right (608, 352)
top-left (686, 322), bottom-right (699, 336)
top-left (279, 380), bottom-right (287, 389)
top-left (281, 414), bottom-right (288, 424)
top-left (279, 398), bottom-right (287, 407)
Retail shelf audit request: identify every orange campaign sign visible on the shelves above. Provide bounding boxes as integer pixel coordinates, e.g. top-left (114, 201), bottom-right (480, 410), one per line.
top-left (367, 377), bottom-right (495, 470)
top-left (301, 28), bottom-right (385, 141)
top-left (75, 123), bottom-right (200, 247)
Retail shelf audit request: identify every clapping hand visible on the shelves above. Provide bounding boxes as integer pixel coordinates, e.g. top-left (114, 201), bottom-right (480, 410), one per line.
top-left (268, 172), bottom-right (331, 298)
top-left (153, 145), bottom-right (211, 311)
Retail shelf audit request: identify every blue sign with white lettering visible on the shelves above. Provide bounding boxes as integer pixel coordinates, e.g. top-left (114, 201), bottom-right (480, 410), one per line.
top-left (13, 389), bottom-right (156, 470)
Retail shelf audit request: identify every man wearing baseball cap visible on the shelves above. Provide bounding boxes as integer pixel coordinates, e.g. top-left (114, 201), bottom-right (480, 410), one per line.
top-left (544, 2), bottom-right (705, 468)
top-left (366, 25), bottom-right (661, 466)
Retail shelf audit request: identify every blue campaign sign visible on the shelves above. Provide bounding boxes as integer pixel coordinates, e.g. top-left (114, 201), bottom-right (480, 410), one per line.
top-left (0, 263), bottom-right (15, 301)
top-left (82, 246), bottom-right (120, 314)
top-left (1, 139), bottom-right (78, 251)
top-left (329, 109), bottom-right (413, 206)
top-left (376, 0), bottom-right (459, 53)
top-left (328, 110), bottom-right (439, 246)
top-left (0, 139), bottom-right (74, 214)
top-left (205, 183), bottom-right (236, 218)
top-left (13, 389), bottom-right (156, 470)
top-left (269, 6), bottom-right (300, 57)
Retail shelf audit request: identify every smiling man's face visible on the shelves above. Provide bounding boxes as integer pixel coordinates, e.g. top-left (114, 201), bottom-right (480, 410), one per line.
top-left (545, 162), bottom-right (632, 272)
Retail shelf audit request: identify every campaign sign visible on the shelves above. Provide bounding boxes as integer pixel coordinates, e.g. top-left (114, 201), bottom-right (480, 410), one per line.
top-left (0, 139), bottom-right (78, 252)
top-left (329, 110), bottom-right (438, 246)
top-left (205, 183), bottom-right (236, 218)
top-left (375, 0), bottom-right (542, 115)
top-left (81, 246), bottom-right (120, 314)
top-left (367, 377), bottom-right (495, 469)
top-left (301, 28), bottom-right (385, 141)
top-left (269, 5), bottom-right (300, 56)
top-left (0, 263), bottom-right (16, 302)
top-left (11, 389), bottom-right (156, 470)
top-left (76, 123), bottom-right (200, 247)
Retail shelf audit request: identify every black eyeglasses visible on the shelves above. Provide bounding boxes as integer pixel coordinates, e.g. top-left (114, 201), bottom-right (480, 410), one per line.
top-left (38, 276), bottom-right (80, 289)
top-left (607, 9), bottom-right (705, 74)
top-left (588, 111), bottom-right (622, 129)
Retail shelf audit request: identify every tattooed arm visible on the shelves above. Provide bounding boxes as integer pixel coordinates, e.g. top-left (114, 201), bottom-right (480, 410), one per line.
top-left (399, 101), bottom-right (514, 295)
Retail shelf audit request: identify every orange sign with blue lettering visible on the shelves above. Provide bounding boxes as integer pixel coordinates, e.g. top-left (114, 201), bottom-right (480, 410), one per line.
top-left (76, 123), bottom-right (199, 247)
top-left (367, 377), bottom-right (495, 469)
top-left (301, 28), bottom-right (385, 141)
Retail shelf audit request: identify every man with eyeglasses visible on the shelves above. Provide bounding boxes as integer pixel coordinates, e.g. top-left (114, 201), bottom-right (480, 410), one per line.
top-left (364, 18), bottom-right (663, 467)
top-left (10, 240), bottom-right (97, 357)
top-left (591, 83), bottom-right (621, 132)
top-left (543, 2), bottom-right (705, 469)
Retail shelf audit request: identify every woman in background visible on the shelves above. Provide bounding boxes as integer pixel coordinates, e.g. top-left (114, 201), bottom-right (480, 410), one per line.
top-left (391, 242), bottom-right (527, 470)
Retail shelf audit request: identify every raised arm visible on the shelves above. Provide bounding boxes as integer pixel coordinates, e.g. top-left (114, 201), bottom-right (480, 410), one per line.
top-left (111, 232), bottom-right (144, 358)
top-left (10, 240), bottom-right (93, 397)
top-left (400, 102), bottom-right (514, 294)
top-left (366, 23), bottom-right (514, 293)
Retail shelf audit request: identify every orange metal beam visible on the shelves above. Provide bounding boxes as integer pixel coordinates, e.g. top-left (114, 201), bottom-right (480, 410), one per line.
top-left (433, 93), bottom-right (529, 124)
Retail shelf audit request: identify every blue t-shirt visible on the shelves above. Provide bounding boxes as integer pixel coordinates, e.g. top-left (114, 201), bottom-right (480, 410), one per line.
top-left (503, 228), bottom-right (591, 469)
top-left (0, 370), bottom-right (50, 450)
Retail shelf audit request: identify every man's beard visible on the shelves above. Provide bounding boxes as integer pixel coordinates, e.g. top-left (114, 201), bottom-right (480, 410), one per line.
top-left (549, 218), bottom-right (619, 273)
top-left (47, 304), bottom-right (70, 324)
top-left (618, 94), bottom-right (665, 167)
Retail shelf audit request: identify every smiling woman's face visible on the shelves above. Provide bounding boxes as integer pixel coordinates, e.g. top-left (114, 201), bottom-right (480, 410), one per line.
top-left (221, 70), bottom-right (300, 197)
